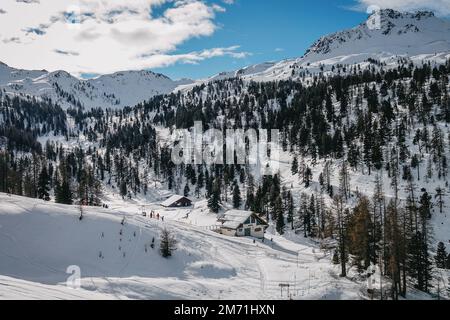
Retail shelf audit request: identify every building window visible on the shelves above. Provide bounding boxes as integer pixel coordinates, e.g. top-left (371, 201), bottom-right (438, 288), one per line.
top-left (255, 228), bottom-right (261, 232)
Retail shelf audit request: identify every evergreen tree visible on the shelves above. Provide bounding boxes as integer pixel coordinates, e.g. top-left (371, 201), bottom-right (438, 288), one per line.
top-left (208, 178), bottom-right (221, 213)
top-left (303, 167), bottom-right (312, 188)
top-left (275, 196), bottom-right (285, 235)
top-left (385, 200), bottom-right (403, 299)
top-left (333, 195), bottom-right (348, 277)
top-left (120, 181), bottom-right (127, 199)
top-left (160, 228), bottom-right (177, 258)
top-left (339, 160), bottom-right (350, 200)
top-left (232, 180), bottom-right (241, 209)
top-left (407, 190), bottom-right (434, 293)
top-left (435, 187), bottom-right (445, 214)
top-left (435, 242), bottom-right (448, 269)
top-left (37, 165), bottom-right (50, 201)
top-left (55, 178), bottom-right (73, 205)
top-left (308, 195), bottom-right (317, 237)
top-left (291, 156), bottom-right (299, 175)
top-left (184, 183), bottom-right (190, 197)
top-left (348, 196), bottom-right (373, 271)
top-left (286, 191), bottom-right (294, 230)
top-left (411, 154), bottom-right (421, 181)
top-left (419, 189), bottom-right (433, 220)
top-left (332, 249), bottom-right (340, 265)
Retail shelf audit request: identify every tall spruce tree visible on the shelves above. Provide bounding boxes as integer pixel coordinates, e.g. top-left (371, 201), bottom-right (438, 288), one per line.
top-left (208, 178), bottom-right (221, 213)
top-left (435, 242), bottom-right (448, 269)
top-left (232, 180), bottom-right (241, 209)
top-left (37, 165), bottom-right (50, 201)
top-left (275, 196), bottom-right (285, 235)
top-left (160, 228), bottom-right (177, 258)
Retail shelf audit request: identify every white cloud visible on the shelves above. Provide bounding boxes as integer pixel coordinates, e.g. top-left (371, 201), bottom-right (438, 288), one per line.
top-left (0, 0), bottom-right (246, 75)
top-left (212, 4), bottom-right (226, 13)
top-left (138, 46), bottom-right (251, 68)
top-left (354, 0), bottom-right (450, 16)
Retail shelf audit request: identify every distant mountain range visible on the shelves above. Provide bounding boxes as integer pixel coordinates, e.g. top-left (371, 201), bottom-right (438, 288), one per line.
top-left (0, 62), bottom-right (193, 109)
top-left (1, 9), bottom-right (449, 109)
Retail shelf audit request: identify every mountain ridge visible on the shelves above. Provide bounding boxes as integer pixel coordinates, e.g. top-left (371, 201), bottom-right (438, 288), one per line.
top-left (0, 62), bottom-right (194, 109)
top-left (1, 9), bottom-right (450, 108)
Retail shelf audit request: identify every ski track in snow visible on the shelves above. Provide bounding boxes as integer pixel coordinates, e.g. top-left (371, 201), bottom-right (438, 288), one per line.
top-left (0, 193), bottom-right (363, 300)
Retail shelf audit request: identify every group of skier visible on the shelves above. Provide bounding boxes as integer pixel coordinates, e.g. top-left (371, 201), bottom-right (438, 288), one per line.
top-left (144, 210), bottom-right (164, 222)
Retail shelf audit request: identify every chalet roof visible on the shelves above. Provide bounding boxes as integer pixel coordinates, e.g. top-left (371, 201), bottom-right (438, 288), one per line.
top-left (219, 210), bottom-right (263, 230)
top-left (161, 195), bottom-right (191, 207)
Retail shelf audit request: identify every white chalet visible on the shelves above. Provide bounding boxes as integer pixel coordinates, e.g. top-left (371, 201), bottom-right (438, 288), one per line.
top-left (218, 210), bottom-right (269, 239)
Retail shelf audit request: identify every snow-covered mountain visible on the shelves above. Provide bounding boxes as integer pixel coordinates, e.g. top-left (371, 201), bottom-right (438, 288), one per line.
top-left (190, 9), bottom-right (450, 84)
top-left (1, 9), bottom-right (450, 108)
top-left (303, 10), bottom-right (450, 63)
top-left (0, 62), bottom-right (193, 110)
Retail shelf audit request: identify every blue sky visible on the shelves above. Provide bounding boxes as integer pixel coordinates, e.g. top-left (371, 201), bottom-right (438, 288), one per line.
top-left (156, 0), bottom-right (370, 79)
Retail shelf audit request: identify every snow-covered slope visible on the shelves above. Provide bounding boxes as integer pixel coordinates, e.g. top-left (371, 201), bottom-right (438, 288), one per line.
top-left (0, 62), bottom-right (192, 110)
top-left (0, 193), bottom-right (365, 300)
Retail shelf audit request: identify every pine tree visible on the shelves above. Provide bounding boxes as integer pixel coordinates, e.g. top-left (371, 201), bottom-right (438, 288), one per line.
top-left (385, 200), bottom-right (403, 299)
top-left (339, 160), bottom-right (350, 200)
top-left (246, 176), bottom-right (255, 211)
top-left (303, 167), bottom-right (312, 188)
top-left (160, 228), bottom-right (177, 258)
top-left (275, 196), bottom-right (285, 235)
top-left (37, 165), bottom-right (50, 201)
top-left (78, 166), bottom-right (102, 206)
top-left (208, 178), bottom-right (221, 213)
top-left (55, 178), bottom-right (73, 205)
top-left (232, 180), bottom-right (241, 209)
top-left (435, 187), bottom-right (445, 214)
top-left (286, 191), bottom-right (294, 230)
top-left (291, 156), bottom-right (299, 175)
top-left (348, 196), bottom-right (373, 271)
top-left (309, 195), bottom-right (317, 237)
top-left (435, 242), bottom-right (448, 269)
top-left (299, 192), bottom-right (309, 237)
top-left (407, 190), bottom-right (434, 293)
top-left (184, 183), bottom-right (190, 197)
top-left (333, 195), bottom-right (348, 277)
top-left (332, 249), bottom-right (340, 265)
top-left (120, 181), bottom-right (127, 199)
top-left (411, 154), bottom-right (421, 181)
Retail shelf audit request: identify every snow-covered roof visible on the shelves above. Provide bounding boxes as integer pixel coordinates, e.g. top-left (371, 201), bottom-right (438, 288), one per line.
top-left (161, 195), bottom-right (190, 207)
top-left (219, 210), bottom-right (256, 230)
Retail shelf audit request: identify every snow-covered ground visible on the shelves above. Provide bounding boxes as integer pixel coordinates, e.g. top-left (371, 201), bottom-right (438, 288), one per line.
top-left (0, 193), bottom-right (364, 300)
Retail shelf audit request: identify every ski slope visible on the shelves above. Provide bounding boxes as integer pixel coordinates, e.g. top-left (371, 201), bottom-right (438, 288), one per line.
top-left (0, 193), bottom-right (363, 300)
